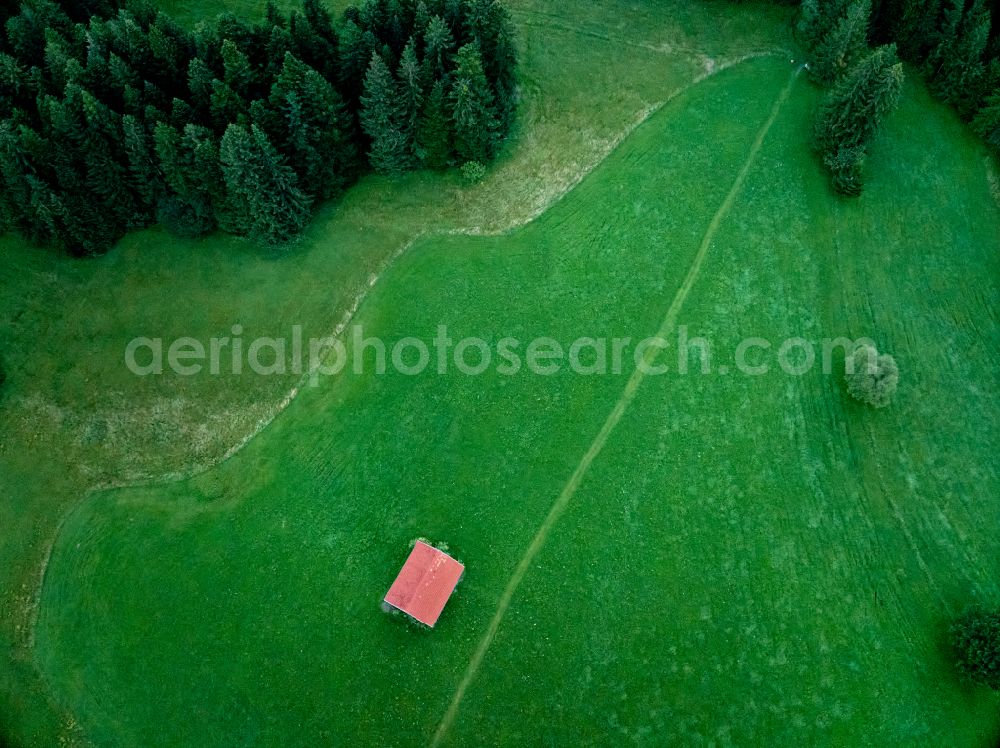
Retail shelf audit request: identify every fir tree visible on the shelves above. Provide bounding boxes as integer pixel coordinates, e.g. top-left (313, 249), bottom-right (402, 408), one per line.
top-left (303, 0), bottom-right (336, 43)
top-left (450, 43), bottom-right (499, 163)
top-left (270, 52), bottom-right (356, 198)
top-left (418, 78), bottom-right (451, 168)
top-left (221, 38), bottom-right (255, 97)
top-left (810, 0), bottom-right (872, 86)
top-left (210, 78), bottom-right (246, 131)
top-left (81, 88), bottom-right (138, 227)
top-left (188, 56), bottom-right (215, 113)
top-left (926, 1), bottom-right (993, 118)
top-left (423, 14), bottom-right (455, 82)
top-left (360, 51), bottom-right (410, 173)
top-left (814, 45), bottom-right (905, 195)
top-left (973, 89), bottom-right (1000, 150)
top-left (154, 121), bottom-right (217, 237)
top-left (122, 113), bottom-right (160, 211)
top-left (397, 38), bottom-right (424, 161)
top-left (0, 120), bottom-right (34, 237)
top-left (220, 123), bottom-right (311, 244)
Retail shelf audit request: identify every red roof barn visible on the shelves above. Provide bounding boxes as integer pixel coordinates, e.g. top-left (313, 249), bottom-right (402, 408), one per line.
top-left (384, 541), bottom-right (464, 627)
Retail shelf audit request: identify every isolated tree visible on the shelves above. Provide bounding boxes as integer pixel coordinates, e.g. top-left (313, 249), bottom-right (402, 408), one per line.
top-left (814, 45), bottom-right (904, 194)
top-left (952, 608), bottom-right (1000, 690)
top-left (451, 43), bottom-right (500, 163)
top-left (360, 51), bottom-right (410, 173)
top-left (845, 343), bottom-right (899, 408)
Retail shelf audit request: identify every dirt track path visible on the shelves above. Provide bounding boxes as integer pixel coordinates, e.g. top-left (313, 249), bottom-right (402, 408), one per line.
top-left (431, 63), bottom-right (804, 748)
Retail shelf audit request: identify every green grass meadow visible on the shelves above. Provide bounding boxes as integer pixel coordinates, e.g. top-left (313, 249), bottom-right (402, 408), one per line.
top-left (2, 1), bottom-right (1000, 746)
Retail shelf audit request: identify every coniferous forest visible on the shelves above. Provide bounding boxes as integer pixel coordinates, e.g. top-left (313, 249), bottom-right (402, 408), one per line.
top-left (0, 0), bottom-right (517, 253)
top-left (795, 0), bottom-right (1000, 194)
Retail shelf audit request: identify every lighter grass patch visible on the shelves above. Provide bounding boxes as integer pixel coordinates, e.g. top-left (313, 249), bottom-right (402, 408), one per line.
top-left (986, 156), bottom-right (1000, 208)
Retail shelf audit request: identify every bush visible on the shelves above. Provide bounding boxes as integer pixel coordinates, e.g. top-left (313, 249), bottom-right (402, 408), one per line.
top-left (845, 344), bottom-right (899, 408)
top-left (951, 608), bottom-right (1000, 690)
top-left (823, 146), bottom-right (866, 196)
top-left (461, 161), bottom-right (487, 184)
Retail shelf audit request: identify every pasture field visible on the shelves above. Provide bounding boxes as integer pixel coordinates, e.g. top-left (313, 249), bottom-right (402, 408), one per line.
top-left (2, 1), bottom-right (1000, 746)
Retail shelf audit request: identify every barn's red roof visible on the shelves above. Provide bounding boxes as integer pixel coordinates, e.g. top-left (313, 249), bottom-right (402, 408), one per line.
top-left (384, 541), bottom-right (464, 627)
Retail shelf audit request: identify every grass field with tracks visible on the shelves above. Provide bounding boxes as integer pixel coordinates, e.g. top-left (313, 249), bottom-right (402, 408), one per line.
top-left (2, 1), bottom-right (1000, 746)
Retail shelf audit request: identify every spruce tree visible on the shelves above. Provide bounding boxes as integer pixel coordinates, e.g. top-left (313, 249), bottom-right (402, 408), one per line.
top-left (973, 89), bottom-right (1000, 150)
top-left (814, 45), bottom-right (905, 194)
top-left (423, 14), bottom-right (455, 82)
top-left (450, 43), bottom-right (499, 163)
top-left (265, 0), bottom-right (286, 30)
top-left (122, 113), bottom-right (160, 212)
top-left (221, 38), bottom-right (255, 98)
top-left (398, 38), bottom-right (424, 161)
top-left (303, 0), bottom-right (336, 43)
top-left (798, 0), bottom-right (850, 50)
top-left (0, 120), bottom-right (33, 237)
top-left (154, 121), bottom-right (216, 237)
top-left (270, 52), bottom-right (356, 198)
top-left (466, 0), bottom-right (518, 126)
top-left (0, 0), bottom-right (519, 254)
top-left (188, 56), bottom-right (215, 114)
top-left (210, 78), bottom-right (246, 131)
top-left (418, 78), bottom-right (451, 168)
top-left (413, 1), bottom-right (431, 49)
top-left (81, 88), bottom-right (138, 228)
top-left (810, 0), bottom-right (873, 86)
top-left (886, 0), bottom-right (944, 60)
top-left (220, 123), bottom-right (311, 245)
top-left (148, 17), bottom-right (184, 82)
top-left (926, 1), bottom-right (992, 118)
top-left (337, 20), bottom-right (379, 103)
top-left (360, 51), bottom-right (410, 173)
